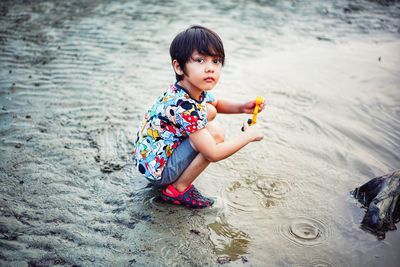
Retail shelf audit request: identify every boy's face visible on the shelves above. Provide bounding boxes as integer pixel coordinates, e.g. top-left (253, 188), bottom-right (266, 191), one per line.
top-left (176, 50), bottom-right (223, 95)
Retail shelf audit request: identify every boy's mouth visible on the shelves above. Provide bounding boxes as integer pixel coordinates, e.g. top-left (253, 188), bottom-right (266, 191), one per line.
top-left (204, 77), bottom-right (215, 82)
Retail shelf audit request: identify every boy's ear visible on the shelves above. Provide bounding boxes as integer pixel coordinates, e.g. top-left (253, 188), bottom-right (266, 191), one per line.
top-left (172, 59), bottom-right (184, 76)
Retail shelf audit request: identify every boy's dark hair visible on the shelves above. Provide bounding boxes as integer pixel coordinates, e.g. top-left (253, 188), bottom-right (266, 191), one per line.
top-left (170, 25), bottom-right (225, 81)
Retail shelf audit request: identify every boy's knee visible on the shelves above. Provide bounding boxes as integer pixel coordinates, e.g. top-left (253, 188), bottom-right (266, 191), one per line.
top-left (206, 103), bottom-right (217, 122)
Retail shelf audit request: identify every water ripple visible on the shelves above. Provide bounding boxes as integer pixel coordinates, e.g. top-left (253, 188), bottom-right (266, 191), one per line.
top-left (294, 258), bottom-right (345, 267)
top-left (276, 216), bottom-right (331, 247)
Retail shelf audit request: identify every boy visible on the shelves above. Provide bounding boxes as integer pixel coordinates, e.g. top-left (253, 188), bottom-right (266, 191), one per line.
top-left (133, 25), bottom-right (264, 208)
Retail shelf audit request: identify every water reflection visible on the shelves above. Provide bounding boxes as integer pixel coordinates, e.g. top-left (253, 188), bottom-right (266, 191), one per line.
top-left (208, 216), bottom-right (250, 261)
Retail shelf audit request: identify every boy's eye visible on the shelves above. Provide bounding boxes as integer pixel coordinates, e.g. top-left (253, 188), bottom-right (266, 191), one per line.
top-left (213, 58), bottom-right (222, 64)
top-left (195, 58), bottom-right (204, 63)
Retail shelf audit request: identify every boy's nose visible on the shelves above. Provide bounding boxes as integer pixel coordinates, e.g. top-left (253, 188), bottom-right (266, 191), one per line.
top-left (205, 62), bottom-right (214, 73)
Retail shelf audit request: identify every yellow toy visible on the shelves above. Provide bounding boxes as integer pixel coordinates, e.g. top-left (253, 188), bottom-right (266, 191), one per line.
top-left (250, 96), bottom-right (263, 125)
top-left (241, 96), bottom-right (263, 131)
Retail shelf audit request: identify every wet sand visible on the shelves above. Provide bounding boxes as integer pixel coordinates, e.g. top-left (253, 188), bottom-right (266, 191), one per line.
top-left (1, 0), bottom-right (400, 266)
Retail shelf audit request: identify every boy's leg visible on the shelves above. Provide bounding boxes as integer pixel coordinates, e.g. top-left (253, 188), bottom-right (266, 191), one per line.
top-left (171, 120), bottom-right (224, 192)
top-left (172, 153), bottom-right (209, 192)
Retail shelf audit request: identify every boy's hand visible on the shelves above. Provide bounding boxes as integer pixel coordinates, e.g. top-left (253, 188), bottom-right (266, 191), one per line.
top-left (242, 121), bottom-right (264, 141)
top-left (241, 99), bottom-right (266, 114)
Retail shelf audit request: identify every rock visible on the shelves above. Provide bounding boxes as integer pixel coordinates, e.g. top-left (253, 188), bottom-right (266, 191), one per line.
top-left (101, 164), bottom-right (113, 173)
top-left (190, 229), bottom-right (200, 235)
top-left (216, 256), bottom-right (231, 264)
top-left (241, 256), bottom-right (248, 263)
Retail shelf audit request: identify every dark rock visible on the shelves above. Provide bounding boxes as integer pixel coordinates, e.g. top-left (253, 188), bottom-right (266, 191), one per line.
top-left (316, 36), bottom-right (333, 42)
top-left (112, 207), bottom-right (125, 214)
top-left (100, 161), bottom-right (125, 173)
top-left (190, 229), bottom-right (200, 235)
top-left (217, 256), bottom-right (231, 264)
top-left (343, 7), bottom-right (352, 13)
top-left (140, 214), bottom-right (152, 222)
top-left (343, 4), bottom-right (364, 13)
top-left (241, 256), bottom-right (248, 263)
top-left (112, 163), bottom-right (123, 170)
top-left (100, 164), bottom-right (113, 173)
top-left (15, 143), bottom-right (22, 148)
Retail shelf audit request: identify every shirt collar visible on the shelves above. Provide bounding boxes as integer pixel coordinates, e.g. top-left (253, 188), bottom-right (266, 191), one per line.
top-left (174, 82), bottom-right (206, 103)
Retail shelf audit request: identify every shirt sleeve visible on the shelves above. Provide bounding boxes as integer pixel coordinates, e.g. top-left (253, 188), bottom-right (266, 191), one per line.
top-left (205, 92), bottom-right (216, 103)
top-left (175, 99), bottom-right (207, 135)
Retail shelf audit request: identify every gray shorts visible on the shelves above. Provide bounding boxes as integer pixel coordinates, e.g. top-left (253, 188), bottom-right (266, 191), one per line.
top-left (153, 138), bottom-right (198, 187)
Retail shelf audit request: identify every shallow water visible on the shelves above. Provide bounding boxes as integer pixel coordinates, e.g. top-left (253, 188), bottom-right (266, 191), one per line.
top-left (1, 0), bottom-right (399, 266)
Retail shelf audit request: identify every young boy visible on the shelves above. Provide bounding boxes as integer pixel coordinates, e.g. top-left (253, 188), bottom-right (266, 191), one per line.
top-left (133, 25), bottom-right (264, 208)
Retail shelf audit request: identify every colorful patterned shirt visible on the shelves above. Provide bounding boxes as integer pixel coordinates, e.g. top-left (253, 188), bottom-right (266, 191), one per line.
top-left (133, 83), bottom-right (215, 181)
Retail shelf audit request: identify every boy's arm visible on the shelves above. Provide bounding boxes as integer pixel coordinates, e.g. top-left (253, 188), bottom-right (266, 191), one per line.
top-left (213, 99), bottom-right (265, 114)
top-left (189, 125), bottom-right (263, 162)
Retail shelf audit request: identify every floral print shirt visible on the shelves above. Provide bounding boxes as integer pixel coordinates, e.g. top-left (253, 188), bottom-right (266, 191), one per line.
top-left (133, 83), bottom-right (215, 181)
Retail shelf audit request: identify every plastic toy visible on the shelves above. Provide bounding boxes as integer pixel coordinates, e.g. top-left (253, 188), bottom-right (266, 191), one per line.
top-left (241, 96), bottom-right (263, 131)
